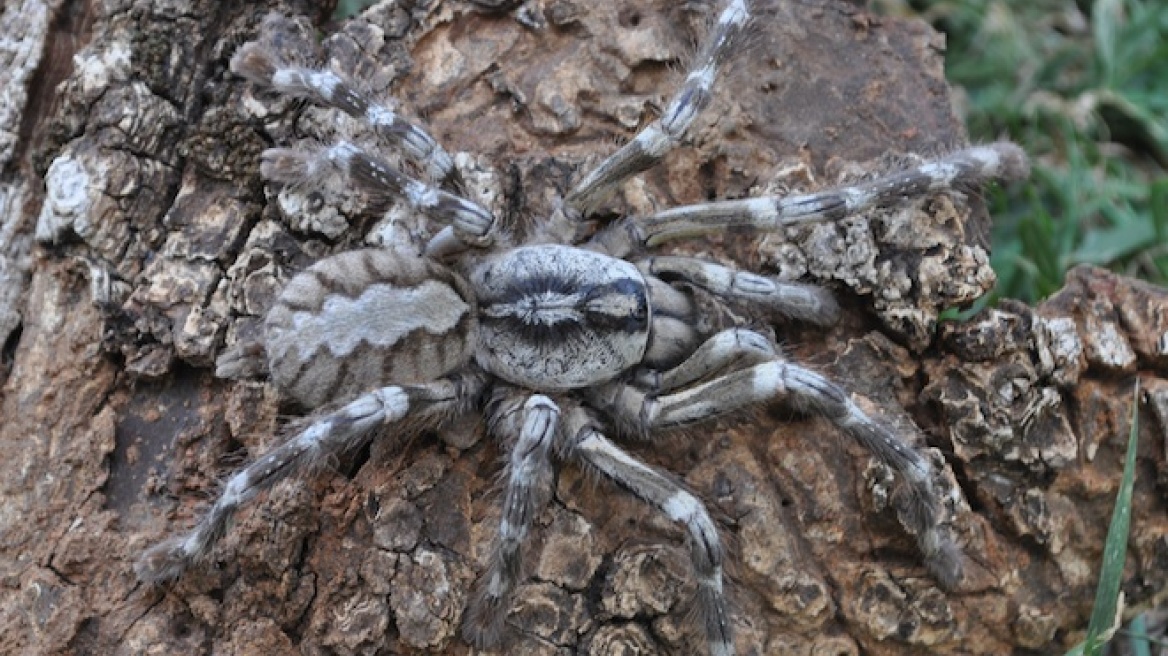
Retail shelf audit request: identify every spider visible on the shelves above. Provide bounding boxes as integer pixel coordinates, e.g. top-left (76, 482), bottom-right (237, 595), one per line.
top-left (136, 2), bottom-right (1028, 654)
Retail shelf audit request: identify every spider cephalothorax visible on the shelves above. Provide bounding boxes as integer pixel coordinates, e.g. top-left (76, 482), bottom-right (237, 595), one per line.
top-left (136, 2), bottom-right (1028, 654)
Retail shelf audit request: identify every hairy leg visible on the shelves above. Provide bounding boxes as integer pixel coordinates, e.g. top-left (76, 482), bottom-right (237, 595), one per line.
top-left (136, 375), bottom-right (481, 583)
top-left (463, 395), bottom-right (560, 647)
top-left (260, 143), bottom-right (495, 246)
top-left (641, 256), bottom-right (840, 326)
top-left (565, 0), bottom-right (750, 214)
top-left (592, 360), bottom-right (963, 589)
top-left (230, 17), bottom-right (459, 185)
top-left (592, 142), bottom-right (1029, 256)
top-left (635, 327), bottom-right (778, 392)
top-left (564, 410), bottom-right (735, 656)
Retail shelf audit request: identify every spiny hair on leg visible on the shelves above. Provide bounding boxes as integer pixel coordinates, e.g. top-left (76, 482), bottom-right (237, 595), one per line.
top-left (659, 0), bottom-right (754, 139)
top-left (464, 395), bottom-right (560, 647)
top-left (887, 450), bottom-right (964, 589)
top-left (231, 15), bottom-right (457, 183)
top-left (229, 14), bottom-right (318, 85)
top-left (565, 421), bottom-right (737, 655)
top-left (136, 388), bottom-right (416, 583)
top-left (782, 398), bottom-right (963, 591)
top-left (565, 0), bottom-right (753, 213)
top-left (841, 141), bottom-right (1030, 203)
top-left (259, 141), bottom-right (495, 241)
top-left (782, 368), bottom-right (965, 588)
top-left (666, 488), bottom-right (736, 656)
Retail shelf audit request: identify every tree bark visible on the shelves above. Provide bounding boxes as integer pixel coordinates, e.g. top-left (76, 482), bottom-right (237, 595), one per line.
top-left (1, 0), bottom-right (1165, 654)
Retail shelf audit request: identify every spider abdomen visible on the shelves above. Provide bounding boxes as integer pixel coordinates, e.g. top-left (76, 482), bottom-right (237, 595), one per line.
top-left (265, 249), bottom-right (478, 408)
top-left (471, 245), bottom-right (650, 391)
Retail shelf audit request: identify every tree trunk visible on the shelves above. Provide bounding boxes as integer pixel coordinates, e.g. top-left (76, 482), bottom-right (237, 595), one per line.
top-left (2, 0), bottom-right (1165, 654)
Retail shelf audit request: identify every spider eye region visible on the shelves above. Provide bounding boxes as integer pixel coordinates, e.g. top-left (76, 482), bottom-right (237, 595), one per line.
top-left (472, 245), bottom-right (651, 391)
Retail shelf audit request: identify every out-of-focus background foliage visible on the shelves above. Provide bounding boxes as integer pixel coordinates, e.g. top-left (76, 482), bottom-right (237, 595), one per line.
top-left (876, 0), bottom-right (1168, 303)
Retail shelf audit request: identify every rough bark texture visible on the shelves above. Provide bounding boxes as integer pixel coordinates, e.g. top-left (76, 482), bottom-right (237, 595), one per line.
top-left (1, 0), bottom-right (1165, 654)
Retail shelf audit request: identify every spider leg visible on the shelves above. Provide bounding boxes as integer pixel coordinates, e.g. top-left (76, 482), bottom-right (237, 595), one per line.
top-left (592, 360), bottom-right (963, 590)
top-left (565, 0), bottom-right (750, 214)
top-left (260, 143), bottom-right (495, 246)
top-left (639, 275), bottom-right (703, 367)
top-left (591, 142), bottom-right (1029, 256)
top-left (230, 36), bottom-right (459, 185)
top-left (564, 411), bottom-right (735, 656)
top-left (422, 226), bottom-right (471, 259)
top-left (135, 374), bottom-right (481, 584)
top-left (463, 395), bottom-right (560, 647)
top-left (636, 327), bottom-right (778, 392)
top-left (641, 256), bottom-right (840, 326)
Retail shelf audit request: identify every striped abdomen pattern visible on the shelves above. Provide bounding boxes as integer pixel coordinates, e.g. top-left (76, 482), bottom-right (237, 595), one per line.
top-left (265, 249), bottom-right (477, 408)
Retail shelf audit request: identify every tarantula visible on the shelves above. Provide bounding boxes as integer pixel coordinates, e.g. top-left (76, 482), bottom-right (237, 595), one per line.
top-left (136, 1), bottom-right (1028, 654)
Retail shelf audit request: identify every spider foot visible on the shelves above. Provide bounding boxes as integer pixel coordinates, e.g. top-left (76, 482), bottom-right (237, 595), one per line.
top-left (461, 587), bottom-right (510, 648)
top-left (893, 482), bottom-right (964, 590)
top-left (135, 536), bottom-right (200, 585)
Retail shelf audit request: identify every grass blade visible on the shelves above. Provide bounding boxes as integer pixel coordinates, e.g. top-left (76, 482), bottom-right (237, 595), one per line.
top-left (1125, 613), bottom-right (1152, 656)
top-left (1065, 378), bottom-right (1141, 656)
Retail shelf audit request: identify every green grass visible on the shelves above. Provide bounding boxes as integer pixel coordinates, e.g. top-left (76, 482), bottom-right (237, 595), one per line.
top-left (881, 0), bottom-right (1168, 302)
top-left (1065, 380), bottom-right (1141, 656)
top-left (332, 0), bottom-right (379, 21)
